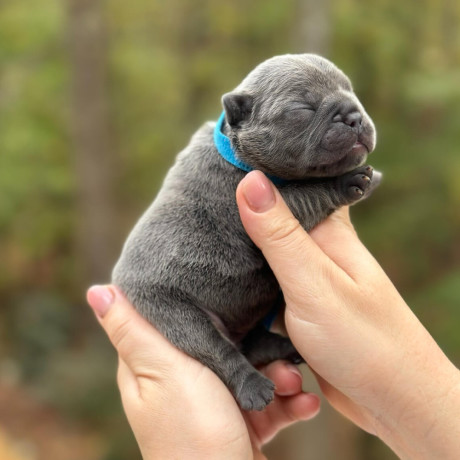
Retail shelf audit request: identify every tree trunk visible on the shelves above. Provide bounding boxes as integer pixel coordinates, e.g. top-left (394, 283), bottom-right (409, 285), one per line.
top-left (67, 0), bottom-right (118, 287)
top-left (292, 0), bottom-right (331, 56)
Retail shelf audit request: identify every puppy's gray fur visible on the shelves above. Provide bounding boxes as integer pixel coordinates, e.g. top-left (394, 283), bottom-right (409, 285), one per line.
top-left (112, 54), bottom-right (380, 411)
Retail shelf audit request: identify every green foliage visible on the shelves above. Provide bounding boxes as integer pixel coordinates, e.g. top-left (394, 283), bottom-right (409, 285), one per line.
top-left (0, 0), bottom-right (72, 291)
top-left (0, 0), bottom-right (459, 458)
top-left (108, 0), bottom-right (298, 209)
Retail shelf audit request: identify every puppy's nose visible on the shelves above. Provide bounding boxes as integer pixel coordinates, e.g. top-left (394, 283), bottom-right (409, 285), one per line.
top-left (333, 110), bottom-right (363, 131)
top-left (343, 111), bottom-right (362, 130)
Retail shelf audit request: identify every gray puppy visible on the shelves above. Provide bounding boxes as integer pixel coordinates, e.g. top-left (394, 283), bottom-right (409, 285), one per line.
top-left (112, 54), bottom-right (380, 411)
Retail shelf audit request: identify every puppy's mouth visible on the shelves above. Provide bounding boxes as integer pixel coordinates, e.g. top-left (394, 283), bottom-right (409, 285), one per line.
top-left (350, 140), bottom-right (369, 155)
top-left (319, 139), bottom-right (369, 167)
top-left (305, 139), bottom-right (370, 178)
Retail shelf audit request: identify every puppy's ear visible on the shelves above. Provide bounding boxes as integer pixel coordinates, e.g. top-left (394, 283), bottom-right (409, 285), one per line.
top-left (222, 92), bottom-right (253, 128)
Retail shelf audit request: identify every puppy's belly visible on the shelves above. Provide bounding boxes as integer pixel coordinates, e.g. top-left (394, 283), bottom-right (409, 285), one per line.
top-left (145, 264), bottom-right (279, 340)
top-left (195, 267), bottom-right (279, 332)
top-left (113, 207), bottom-right (280, 338)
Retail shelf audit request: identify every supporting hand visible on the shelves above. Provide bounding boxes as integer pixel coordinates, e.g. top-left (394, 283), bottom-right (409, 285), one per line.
top-left (236, 170), bottom-right (460, 460)
top-left (87, 285), bottom-right (320, 460)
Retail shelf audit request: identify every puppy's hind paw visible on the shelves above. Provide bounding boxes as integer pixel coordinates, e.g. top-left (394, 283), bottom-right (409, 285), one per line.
top-left (236, 372), bottom-right (275, 411)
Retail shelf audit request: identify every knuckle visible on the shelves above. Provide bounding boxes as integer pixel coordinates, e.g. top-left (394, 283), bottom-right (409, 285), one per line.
top-left (108, 316), bottom-right (133, 353)
top-left (264, 215), bottom-right (304, 247)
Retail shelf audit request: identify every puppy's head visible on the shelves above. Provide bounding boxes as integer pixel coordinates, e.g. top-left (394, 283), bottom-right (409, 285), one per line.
top-left (222, 54), bottom-right (376, 180)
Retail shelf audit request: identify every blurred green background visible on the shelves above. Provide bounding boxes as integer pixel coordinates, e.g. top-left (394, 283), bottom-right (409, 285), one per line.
top-left (0, 0), bottom-right (459, 459)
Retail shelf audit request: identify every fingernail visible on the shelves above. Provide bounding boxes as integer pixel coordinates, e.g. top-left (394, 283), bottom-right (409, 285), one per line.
top-left (285, 363), bottom-right (303, 379)
top-left (242, 171), bottom-right (276, 213)
top-left (87, 285), bottom-right (115, 318)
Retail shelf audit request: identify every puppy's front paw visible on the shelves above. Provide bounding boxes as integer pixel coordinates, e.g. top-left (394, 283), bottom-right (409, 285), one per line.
top-left (338, 165), bottom-right (378, 203)
top-left (236, 371), bottom-right (275, 411)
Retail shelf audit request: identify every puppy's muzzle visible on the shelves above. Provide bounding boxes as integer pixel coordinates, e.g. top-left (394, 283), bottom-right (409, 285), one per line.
top-left (333, 110), bottom-right (363, 134)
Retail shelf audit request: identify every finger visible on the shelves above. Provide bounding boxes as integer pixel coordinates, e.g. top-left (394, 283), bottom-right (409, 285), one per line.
top-left (309, 207), bottom-right (384, 281)
top-left (261, 361), bottom-right (303, 396)
top-left (277, 392), bottom-right (321, 423)
top-left (236, 171), bottom-right (348, 305)
top-left (87, 285), bottom-right (183, 377)
top-left (248, 391), bottom-right (320, 444)
top-left (247, 361), bottom-right (320, 444)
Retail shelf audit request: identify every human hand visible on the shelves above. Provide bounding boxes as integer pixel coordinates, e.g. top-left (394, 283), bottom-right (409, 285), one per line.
top-left (86, 285), bottom-right (320, 460)
top-left (236, 170), bottom-right (460, 460)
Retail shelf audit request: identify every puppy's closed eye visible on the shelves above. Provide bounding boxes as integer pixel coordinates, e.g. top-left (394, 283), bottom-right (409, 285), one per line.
top-left (287, 103), bottom-right (316, 112)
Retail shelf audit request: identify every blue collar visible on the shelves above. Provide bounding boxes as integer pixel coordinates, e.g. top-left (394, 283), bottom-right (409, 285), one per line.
top-left (213, 112), bottom-right (288, 186)
top-left (262, 290), bottom-right (284, 330)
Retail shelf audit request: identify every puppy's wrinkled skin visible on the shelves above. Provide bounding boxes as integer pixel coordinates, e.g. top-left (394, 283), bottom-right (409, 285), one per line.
top-left (113, 54), bottom-right (380, 411)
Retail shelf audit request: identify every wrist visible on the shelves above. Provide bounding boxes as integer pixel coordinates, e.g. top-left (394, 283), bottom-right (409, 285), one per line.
top-left (372, 334), bottom-right (460, 460)
top-left (140, 442), bottom-right (254, 460)
top-left (133, 418), bottom-right (255, 460)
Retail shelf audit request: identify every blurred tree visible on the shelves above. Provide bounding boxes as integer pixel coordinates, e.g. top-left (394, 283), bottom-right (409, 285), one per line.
top-left (294, 0), bottom-right (331, 55)
top-left (67, 0), bottom-right (119, 286)
top-left (0, 0), bottom-right (459, 459)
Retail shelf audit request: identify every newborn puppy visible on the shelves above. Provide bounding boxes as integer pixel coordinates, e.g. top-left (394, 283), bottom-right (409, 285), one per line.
top-left (113, 54), bottom-right (380, 411)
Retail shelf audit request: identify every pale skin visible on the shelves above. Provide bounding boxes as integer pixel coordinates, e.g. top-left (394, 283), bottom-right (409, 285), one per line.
top-left (88, 170), bottom-right (460, 459)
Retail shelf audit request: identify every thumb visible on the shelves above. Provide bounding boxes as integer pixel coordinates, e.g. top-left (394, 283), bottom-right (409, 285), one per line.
top-left (236, 171), bottom-right (342, 305)
top-left (86, 285), bottom-right (180, 377)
